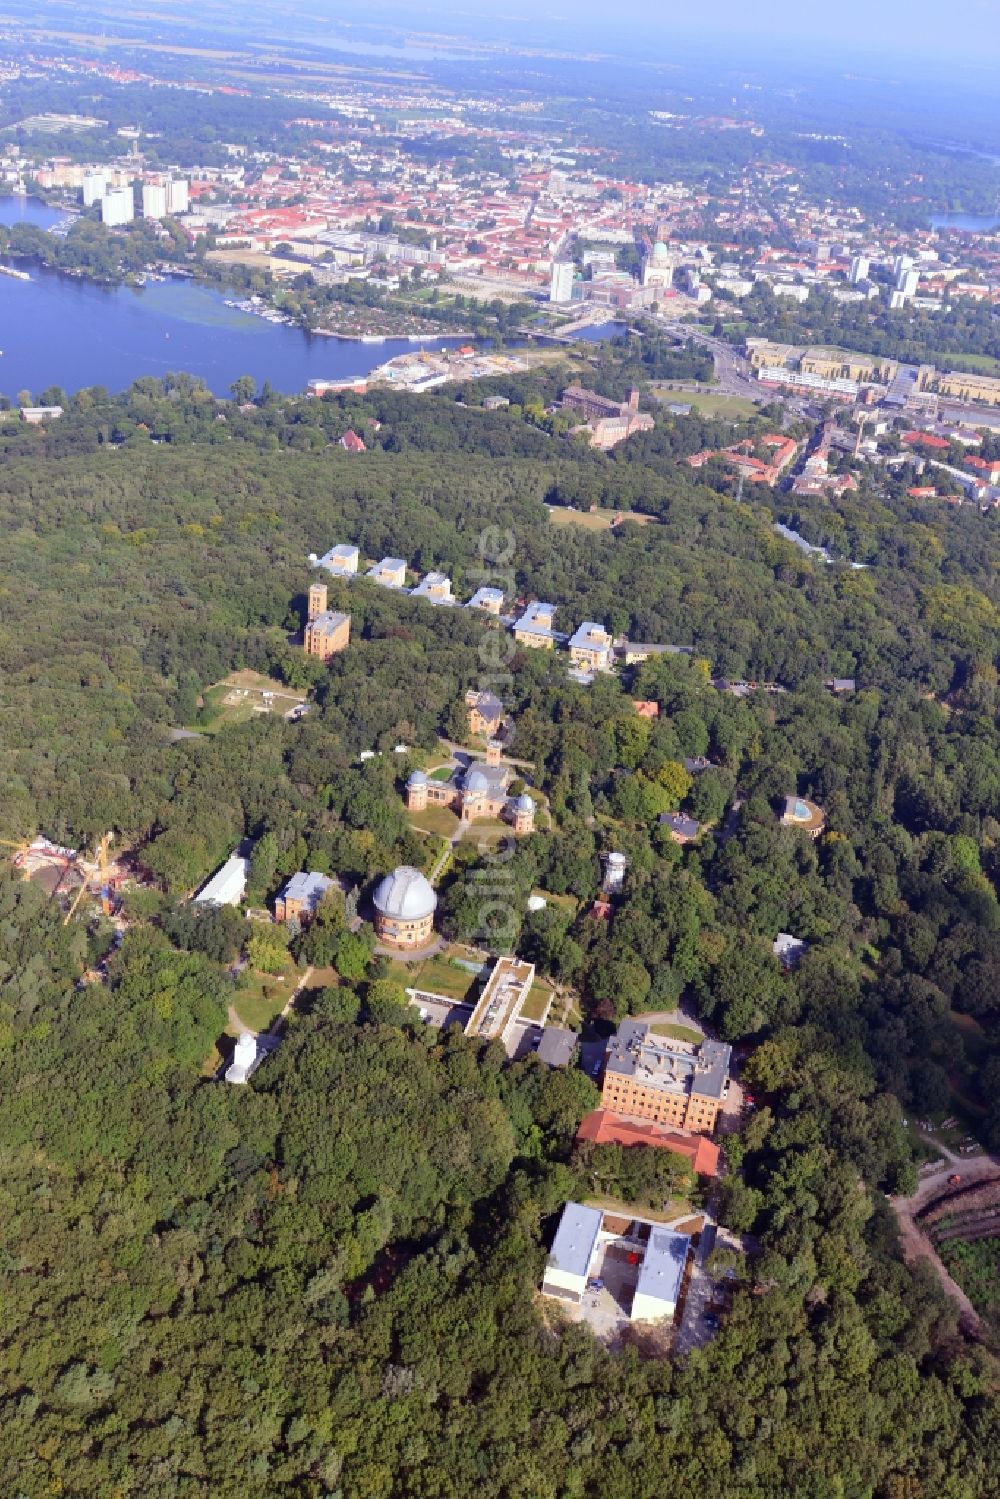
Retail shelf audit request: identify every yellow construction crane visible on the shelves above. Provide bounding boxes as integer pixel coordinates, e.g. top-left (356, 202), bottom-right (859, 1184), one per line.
top-left (63, 832), bottom-right (114, 927)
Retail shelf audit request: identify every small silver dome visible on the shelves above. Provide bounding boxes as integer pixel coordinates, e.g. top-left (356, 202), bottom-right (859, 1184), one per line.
top-left (407, 769), bottom-right (428, 787)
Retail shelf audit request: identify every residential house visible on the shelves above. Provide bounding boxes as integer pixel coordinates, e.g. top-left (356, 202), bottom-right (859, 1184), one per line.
top-left (367, 557), bottom-right (407, 589)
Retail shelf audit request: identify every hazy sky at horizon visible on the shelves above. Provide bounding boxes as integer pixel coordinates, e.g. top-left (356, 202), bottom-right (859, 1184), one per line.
top-left (348, 0), bottom-right (1000, 70)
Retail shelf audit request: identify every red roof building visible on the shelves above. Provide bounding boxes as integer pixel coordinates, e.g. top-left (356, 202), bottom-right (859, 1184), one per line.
top-left (576, 1109), bottom-right (721, 1177)
top-left (341, 429), bottom-right (366, 453)
top-left (966, 455), bottom-right (1000, 482)
top-left (902, 431), bottom-right (950, 450)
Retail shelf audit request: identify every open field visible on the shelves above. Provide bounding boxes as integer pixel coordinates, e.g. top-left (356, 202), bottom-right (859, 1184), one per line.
top-left (231, 950), bottom-right (301, 1032)
top-left (460, 818), bottom-right (513, 851)
top-left (532, 888), bottom-right (579, 914)
top-left (387, 948), bottom-right (482, 1001)
top-left (652, 388), bottom-right (758, 419)
top-left (306, 966), bottom-right (339, 991)
top-left (193, 670), bottom-right (307, 734)
top-left (408, 804), bottom-right (461, 837)
top-left (548, 505), bottom-right (658, 533)
top-left (932, 351), bottom-right (1000, 378)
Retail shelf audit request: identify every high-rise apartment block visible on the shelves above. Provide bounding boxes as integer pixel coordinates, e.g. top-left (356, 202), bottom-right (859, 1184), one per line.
top-left (550, 259), bottom-right (575, 304)
top-left (101, 187), bottom-right (134, 227)
top-left (165, 178), bottom-right (189, 215)
top-left (142, 182), bottom-right (167, 219)
top-left (82, 172), bottom-right (107, 207)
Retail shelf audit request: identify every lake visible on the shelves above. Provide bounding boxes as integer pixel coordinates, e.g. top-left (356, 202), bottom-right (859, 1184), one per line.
top-left (0, 197), bottom-right (479, 397)
top-left (929, 211), bottom-right (1000, 232)
top-left (0, 198), bottom-right (626, 396)
top-left (0, 266), bottom-right (493, 399)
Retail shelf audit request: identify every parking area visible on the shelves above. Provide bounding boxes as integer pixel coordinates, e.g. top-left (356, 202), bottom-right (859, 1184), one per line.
top-left (559, 1226), bottom-right (652, 1339)
top-left (674, 1223), bottom-right (718, 1353)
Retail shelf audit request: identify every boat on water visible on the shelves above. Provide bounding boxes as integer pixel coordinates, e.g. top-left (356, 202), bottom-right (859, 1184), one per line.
top-left (0, 264), bottom-right (30, 281)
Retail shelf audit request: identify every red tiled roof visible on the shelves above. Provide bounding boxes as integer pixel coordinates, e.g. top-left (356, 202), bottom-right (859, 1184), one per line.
top-left (576, 1109), bottom-right (721, 1176)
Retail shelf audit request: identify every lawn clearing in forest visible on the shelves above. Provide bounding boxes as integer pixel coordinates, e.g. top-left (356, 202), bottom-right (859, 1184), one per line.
top-left (231, 948), bottom-right (301, 1032)
top-left (547, 505), bottom-right (658, 532)
top-left (194, 670), bottom-right (307, 733)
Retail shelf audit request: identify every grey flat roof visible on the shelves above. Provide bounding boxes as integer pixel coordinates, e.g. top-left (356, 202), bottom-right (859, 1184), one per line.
top-left (547, 1202), bottom-right (602, 1279)
top-left (569, 620), bottom-right (611, 652)
top-left (537, 1027), bottom-right (578, 1067)
top-left (310, 610), bottom-right (349, 635)
top-left (605, 1018), bottom-right (647, 1077)
top-left (659, 813), bottom-right (700, 838)
top-left (635, 1230), bottom-right (689, 1307)
top-left (604, 1020), bottom-right (731, 1100)
top-left (696, 1039), bottom-right (732, 1100)
top-left (281, 870), bottom-right (333, 906)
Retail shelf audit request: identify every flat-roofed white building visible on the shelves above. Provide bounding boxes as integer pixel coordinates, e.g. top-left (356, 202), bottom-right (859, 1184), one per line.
top-left (82, 171), bottom-right (107, 207)
top-left (631, 1229), bottom-right (689, 1321)
top-left (541, 1202), bottom-right (603, 1304)
top-left (317, 543), bottom-right (359, 577)
top-left (225, 1032), bottom-right (259, 1085)
top-left (465, 956), bottom-right (538, 1044)
top-left (513, 600), bottom-right (557, 649)
top-left (467, 586), bottom-right (504, 614)
top-left (193, 852), bottom-right (249, 907)
top-left (367, 557), bottom-right (407, 589)
top-left (165, 178), bottom-right (189, 215)
top-left (410, 571), bottom-right (454, 605)
top-left (101, 187), bottom-right (134, 226)
top-left (568, 620), bottom-right (614, 674)
top-left (142, 181), bottom-right (167, 218)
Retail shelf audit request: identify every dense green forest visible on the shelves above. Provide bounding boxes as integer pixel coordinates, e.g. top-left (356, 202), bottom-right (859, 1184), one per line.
top-left (3, 375), bottom-right (1000, 1494)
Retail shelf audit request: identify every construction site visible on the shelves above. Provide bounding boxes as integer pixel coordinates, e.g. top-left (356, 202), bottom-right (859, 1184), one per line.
top-left (4, 832), bottom-right (138, 927)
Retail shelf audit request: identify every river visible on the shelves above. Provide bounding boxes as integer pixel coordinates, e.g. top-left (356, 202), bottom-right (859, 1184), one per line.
top-left (0, 197), bottom-right (482, 397)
